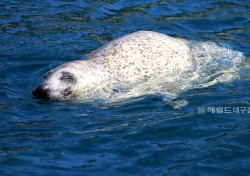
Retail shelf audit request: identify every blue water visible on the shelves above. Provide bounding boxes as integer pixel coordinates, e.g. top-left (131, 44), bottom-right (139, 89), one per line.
top-left (1, 0), bottom-right (250, 175)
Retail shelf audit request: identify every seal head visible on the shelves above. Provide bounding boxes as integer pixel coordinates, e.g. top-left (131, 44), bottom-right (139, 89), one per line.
top-left (33, 61), bottom-right (101, 101)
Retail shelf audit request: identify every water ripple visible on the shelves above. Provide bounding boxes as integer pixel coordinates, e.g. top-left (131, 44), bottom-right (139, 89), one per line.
top-left (1, 0), bottom-right (250, 175)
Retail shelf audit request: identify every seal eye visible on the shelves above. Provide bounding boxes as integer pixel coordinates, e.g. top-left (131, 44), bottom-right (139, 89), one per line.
top-left (60, 71), bottom-right (76, 83)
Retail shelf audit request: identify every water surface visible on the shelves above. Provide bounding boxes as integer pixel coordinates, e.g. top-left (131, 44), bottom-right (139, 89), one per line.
top-left (1, 0), bottom-right (250, 175)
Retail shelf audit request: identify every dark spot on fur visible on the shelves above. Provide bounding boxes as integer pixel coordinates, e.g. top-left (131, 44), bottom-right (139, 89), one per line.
top-left (112, 88), bottom-right (120, 93)
top-left (144, 75), bottom-right (149, 82)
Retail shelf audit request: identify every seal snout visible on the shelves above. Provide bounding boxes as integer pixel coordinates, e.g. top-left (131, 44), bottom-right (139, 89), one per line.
top-left (32, 85), bottom-right (50, 99)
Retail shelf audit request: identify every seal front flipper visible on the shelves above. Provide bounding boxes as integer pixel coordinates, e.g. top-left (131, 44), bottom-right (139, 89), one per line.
top-left (169, 99), bottom-right (189, 109)
top-left (157, 92), bottom-right (189, 109)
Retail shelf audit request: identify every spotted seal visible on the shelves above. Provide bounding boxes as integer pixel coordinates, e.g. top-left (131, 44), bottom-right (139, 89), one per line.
top-left (32, 31), bottom-right (245, 104)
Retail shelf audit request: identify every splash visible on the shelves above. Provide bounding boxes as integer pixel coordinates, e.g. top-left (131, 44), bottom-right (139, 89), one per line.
top-left (106, 40), bottom-right (247, 105)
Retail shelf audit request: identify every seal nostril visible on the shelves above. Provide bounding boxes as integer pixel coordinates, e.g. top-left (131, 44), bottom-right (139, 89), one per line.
top-left (32, 86), bottom-right (50, 99)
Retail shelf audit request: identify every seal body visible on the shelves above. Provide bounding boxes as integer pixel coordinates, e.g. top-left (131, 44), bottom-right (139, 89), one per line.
top-left (32, 31), bottom-right (245, 103)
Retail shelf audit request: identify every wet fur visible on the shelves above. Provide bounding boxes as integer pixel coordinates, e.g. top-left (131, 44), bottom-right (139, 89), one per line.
top-left (33, 31), bottom-right (245, 103)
